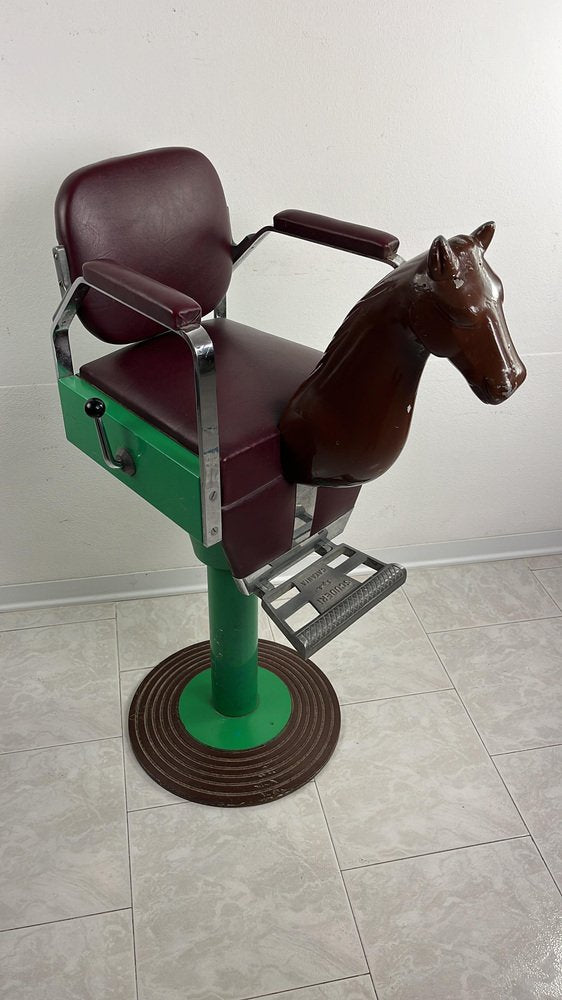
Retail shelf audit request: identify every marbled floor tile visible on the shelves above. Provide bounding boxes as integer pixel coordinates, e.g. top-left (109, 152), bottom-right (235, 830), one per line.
top-left (345, 838), bottom-right (562, 1000)
top-left (0, 620), bottom-right (122, 753)
top-left (129, 784), bottom-right (367, 1000)
top-left (0, 602), bottom-right (115, 632)
top-left (495, 745), bottom-right (562, 889)
top-left (117, 592), bottom-right (271, 671)
top-left (0, 909), bottom-right (136, 1000)
top-left (0, 739), bottom-right (130, 930)
top-left (120, 667), bottom-right (183, 811)
top-left (535, 567), bottom-right (562, 609)
top-left (117, 592), bottom-right (208, 671)
top-left (404, 559), bottom-right (560, 632)
top-left (261, 976), bottom-right (376, 1000)
top-left (527, 553), bottom-right (562, 570)
top-left (432, 619), bottom-right (562, 753)
top-left (315, 690), bottom-right (525, 869)
top-left (267, 590), bottom-right (451, 705)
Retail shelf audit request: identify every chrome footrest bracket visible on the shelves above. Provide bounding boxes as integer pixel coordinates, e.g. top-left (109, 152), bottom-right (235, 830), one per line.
top-left (253, 540), bottom-right (407, 659)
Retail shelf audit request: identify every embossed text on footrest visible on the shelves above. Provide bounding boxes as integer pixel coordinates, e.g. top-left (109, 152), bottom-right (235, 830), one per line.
top-left (259, 542), bottom-right (407, 659)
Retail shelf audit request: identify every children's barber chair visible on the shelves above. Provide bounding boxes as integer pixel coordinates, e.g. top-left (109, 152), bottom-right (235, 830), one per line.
top-left (51, 147), bottom-right (406, 806)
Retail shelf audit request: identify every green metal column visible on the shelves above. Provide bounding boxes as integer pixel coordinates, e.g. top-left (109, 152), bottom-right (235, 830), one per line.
top-left (207, 565), bottom-right (259, 717)
top-left (179, 550), bottom-right (291, 750)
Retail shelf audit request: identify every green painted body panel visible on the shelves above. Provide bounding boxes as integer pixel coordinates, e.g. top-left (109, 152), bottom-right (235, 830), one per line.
top-left (178, 667), bottom-right (292, 750)
top-left (58, 375), bottom-right (205, 542)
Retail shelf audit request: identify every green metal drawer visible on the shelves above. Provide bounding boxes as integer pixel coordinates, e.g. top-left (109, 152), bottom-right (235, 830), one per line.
top-left (58, 375), bottom-right (204, 542)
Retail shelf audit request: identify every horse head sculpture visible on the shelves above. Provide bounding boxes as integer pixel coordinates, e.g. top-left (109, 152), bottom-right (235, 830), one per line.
top-left (410, 222), bottom-right (526, 405)
top-left (279, 222), bottom-right (527, 488)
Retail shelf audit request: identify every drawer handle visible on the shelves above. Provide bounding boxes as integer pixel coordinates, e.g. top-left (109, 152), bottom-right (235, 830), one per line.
top-left (84, 398), bottom-right (136, 477)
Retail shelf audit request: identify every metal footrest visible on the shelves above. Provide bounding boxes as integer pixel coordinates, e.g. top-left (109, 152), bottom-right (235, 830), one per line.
top-left (254, 539), bottom-right (407, 659)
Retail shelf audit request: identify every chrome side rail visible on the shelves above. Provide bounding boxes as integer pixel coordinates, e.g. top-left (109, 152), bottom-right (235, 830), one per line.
top-left (387, 252), bottom-right (405, 269)
top-left (50, 262), bottom-right (222, 546)
top-left (231, 226), bottom-right (272, 270)
top-left (292, 483), bottom-right (317, 544)
top-left (51, 276), bottom-right (88, 379)
top-left (177, 325), bottom-right (221, 544)
top-left (213, 296), bottom-right (227, 318)
top-left (53, 245), bottom-right (71, 295)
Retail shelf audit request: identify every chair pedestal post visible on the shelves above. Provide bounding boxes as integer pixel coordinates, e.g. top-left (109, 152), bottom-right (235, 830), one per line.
top-left (207, 565), bottom-right (259, 717)
top-left (128, 547), bottom-right (341, 807)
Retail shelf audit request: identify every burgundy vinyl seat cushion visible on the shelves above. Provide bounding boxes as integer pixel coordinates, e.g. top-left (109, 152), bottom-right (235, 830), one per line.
top-left (81, 318), bottom-right (320, 507)
top-left (80, 318), bottom-right (360, 577)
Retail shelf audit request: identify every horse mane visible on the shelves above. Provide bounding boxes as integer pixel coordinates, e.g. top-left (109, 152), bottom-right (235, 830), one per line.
top-left (317, 276), bottom-right (390, 367)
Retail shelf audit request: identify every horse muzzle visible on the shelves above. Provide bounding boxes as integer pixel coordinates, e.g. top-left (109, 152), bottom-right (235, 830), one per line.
top-left (471, 363), bottom-right (527, 405)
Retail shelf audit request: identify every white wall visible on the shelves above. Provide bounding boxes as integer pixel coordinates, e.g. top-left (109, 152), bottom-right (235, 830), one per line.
top-left (1, 0), bottom-right (561, 595)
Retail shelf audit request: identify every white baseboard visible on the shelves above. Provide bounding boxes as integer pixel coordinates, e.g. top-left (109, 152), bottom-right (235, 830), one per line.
top-left (0, 529), bottom-right (560, 612)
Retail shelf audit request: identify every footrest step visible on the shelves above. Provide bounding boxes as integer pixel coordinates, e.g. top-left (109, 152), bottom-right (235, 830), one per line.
top-left (257, 541), bottom-right (407, 659)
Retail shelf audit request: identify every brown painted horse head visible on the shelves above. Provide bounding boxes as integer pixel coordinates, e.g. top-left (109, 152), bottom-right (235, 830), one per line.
top-left (410, 222), bottom-right (526, 404)
top-left (279, 222), bottom-right (527, 488)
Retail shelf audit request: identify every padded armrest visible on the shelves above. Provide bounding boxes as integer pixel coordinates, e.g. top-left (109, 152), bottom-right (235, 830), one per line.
top-left (272, 209), bottom-right (399, 262)
top-left (82, 260), bottom-right (202, 331)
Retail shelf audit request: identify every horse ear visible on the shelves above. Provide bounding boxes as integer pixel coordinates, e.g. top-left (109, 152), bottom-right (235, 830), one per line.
top-left (427, 236), bottom-right (459, 282)
top-left (471, 221), bottom-right (495, 252)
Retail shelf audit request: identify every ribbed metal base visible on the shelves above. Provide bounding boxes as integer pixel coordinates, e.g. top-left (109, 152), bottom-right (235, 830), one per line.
top-left (128, 639), bottom-right (341, 807)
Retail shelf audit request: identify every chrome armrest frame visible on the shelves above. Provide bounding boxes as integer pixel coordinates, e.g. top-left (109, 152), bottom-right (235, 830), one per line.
top-left (231, 228), bottom-right (405, 271)
top-left (50, 267), bottom-right (222, 547)
top-left (231, 226), bottom-right (273, 270)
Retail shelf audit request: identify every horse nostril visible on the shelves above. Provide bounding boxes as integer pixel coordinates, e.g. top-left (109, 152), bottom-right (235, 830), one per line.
top-left (482, 367), bottom-right (525, 403)
top-left (500, 379), bottom-right (517, 399)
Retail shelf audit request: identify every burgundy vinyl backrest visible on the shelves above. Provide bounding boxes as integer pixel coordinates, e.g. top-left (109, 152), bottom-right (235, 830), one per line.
top-left (55, 147), bottom-right (233, 344)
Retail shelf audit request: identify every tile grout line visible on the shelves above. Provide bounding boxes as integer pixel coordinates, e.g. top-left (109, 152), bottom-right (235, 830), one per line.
top-left (0, 734), bottom-right (122, 757)
top-left (312, 780), bottom-right (380, 1000)
top-left (0, 613), bottom-right (116, 634)
top-left (340, 686), bottom-right (453, 709)
top-left (488, 757), bottom-right (562, 898)
top-left (483, 751), bottom-right (562, 900)
top-left (405, 591), bottom-right (562, 900)
top-left (0, 906), bottom-right (132, 936)
top-left (127, 798), bottom-right (191, 815)
top-left (530, 569), bottom-right (562, 613)
top-left (340, 834), bottom-right (532, 872)
top-left (242, 972), bottom-right (373, 1000)
top-left (491, 742), bottom-right (562, 758)
top-left (426, 611), bottom-right (562, 635)
top-left (115, 609), bottom-right (140, 1000)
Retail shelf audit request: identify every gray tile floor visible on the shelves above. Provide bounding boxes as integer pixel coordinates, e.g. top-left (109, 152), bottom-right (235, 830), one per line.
top-left (1, 556), bottom-right (561, 1000)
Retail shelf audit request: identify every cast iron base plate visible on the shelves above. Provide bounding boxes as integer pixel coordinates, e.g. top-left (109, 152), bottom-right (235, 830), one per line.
top-left (128, 639), bottom-right (341, 807)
